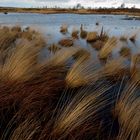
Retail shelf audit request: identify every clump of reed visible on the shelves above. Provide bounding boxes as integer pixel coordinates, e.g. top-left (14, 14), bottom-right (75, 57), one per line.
top-left (0, 42), bottom-right (40, 82)
top-left (130, 54), bottom-right (140, 74)
top-left (0, 25), bottom-right (140, 140)
top-left (88, 27), bottom-right (109, 49)
top-left (46, 47), bottom-right (86, 66)
top-left (60, 24), bottom-right (68, 34)
top-left (66, 56), bottom-right (127, 88)
top-left (0, 26), bottom-right (46, 50)
top-left (119, 47), bottom-right (131, 58)
top-left (11, 25), bottom-right (22, 33)
top-left (51, 86), bottom-right (113, 139)
top-left (73, 48), bottom-right (90, 60)
top-left (115, 80), bottom-right (140, 140)
top-left (71, 28), bottom-right (79, 39)
top-left (90, 27), bottom-right (109, 50)
top-left (0, 27), bottom-right (19, 51)
top-left (99, 37), bottom-right (117, 60)
top-left (80, 24), bottom-right (87, 39)
top-left (58, 38), bottom-right (73, 47)
top-left (86, 32), bottom-right (98, 42)
top-left (48, 43), bottom-right (61, 54)
top-left (120, 36), bottom-right (127, 42)
top-left (91, 40), bottom-right (104, 50)
top-left (66, 55), bottom-right (98, 87)
top-left (97, 27), bottom-right (109, 42)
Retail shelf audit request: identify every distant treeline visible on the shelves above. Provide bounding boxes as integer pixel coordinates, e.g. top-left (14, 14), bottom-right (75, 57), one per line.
top-left (0, 7), bottom-right (140, 15)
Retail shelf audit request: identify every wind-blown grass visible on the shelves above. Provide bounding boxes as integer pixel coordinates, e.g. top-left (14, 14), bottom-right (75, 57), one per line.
top-left (99, 37), bottom-right (117, 60)
top-left (0, 25), bottom-right (139, 140)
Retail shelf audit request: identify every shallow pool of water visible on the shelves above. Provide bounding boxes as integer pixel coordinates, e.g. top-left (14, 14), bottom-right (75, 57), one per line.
top-left (0, 13), bottom-right (140, 54)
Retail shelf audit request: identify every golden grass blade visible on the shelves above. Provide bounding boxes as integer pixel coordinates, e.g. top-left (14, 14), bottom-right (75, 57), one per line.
top-left (99, 37), bottom-right (117, 59)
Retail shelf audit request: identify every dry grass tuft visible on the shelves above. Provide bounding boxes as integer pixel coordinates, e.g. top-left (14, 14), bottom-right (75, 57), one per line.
top-left (66, 56), bottom-right (99, 87)
top-left (60, 24), bottom-right (68, 34)
top-left (0, 43), bottom-right (40, 82)
top-left (73, 48), bottom-right (90, 60)
top-left (10, 119), bottom-right (40, 140)
top-left (91, 40), bottom-right (104, 50)
top-left (71, 29), bottom-right (79, 39)
top-left (101, 58), bottom-right (128, 80)
top-left (97, 27), bottom-right (109, 42)
top-left (66, 56), bottom-right (127, 88)
top-left (48, 44), bottom-right (61, 54)
top-left (11, 25), bottom-right (22, 33)
top-left (51, 86), bottom-right (112, 139)
top-left (0, 25), bottom-right (140, 140)
top-left (119, 47), bottom-right (131, 58)
top-left (58, 38), bottom-right (73, 47)
top-left (130, 54), bottom-right (140, 74)
top-left (115, 81), bottom-right (140, 140)
top-left (0, 31), bottom-right (18, 51)
top-left (99, 37), bottom-right (117, 60)
top-left (86, 32), bottom-right (97, 42)
top-left (46, 47), bottom-right (85, 67)
top-left (120, 36), bottom-right (127, 42)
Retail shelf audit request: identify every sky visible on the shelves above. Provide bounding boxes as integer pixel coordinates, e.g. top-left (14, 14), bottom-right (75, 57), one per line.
top-left (0, 0), bottom-right (140, 8)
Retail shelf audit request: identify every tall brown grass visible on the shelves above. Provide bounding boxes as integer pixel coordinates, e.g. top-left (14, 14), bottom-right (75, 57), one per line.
top-left (99, 37), bottom-right (117, 59)
top-left (66, 54), bottom-right (128, 88)
top-left (130, 54), bottom-right (140, 74)
top-left (51, 86), bottom-right (113, 139)
top-left (66, 55), bottom-right (99, 87)
top-left (115, 80), bottom-right (140, 140)
top-left (0, 26), bottom-right (139, 140)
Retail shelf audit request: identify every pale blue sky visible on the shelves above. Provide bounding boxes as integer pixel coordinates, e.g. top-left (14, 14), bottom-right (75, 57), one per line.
top-left (0, 0), bottom-right (140, 8)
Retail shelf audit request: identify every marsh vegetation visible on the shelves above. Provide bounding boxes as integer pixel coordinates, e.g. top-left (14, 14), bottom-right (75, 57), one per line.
top-left (0, 24), bottom-right (139, 140)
